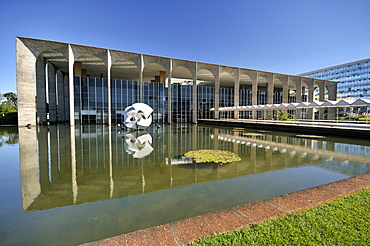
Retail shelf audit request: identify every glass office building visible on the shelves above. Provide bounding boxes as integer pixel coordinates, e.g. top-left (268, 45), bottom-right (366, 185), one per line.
top-left (300, 58), bottom-right (370, 100)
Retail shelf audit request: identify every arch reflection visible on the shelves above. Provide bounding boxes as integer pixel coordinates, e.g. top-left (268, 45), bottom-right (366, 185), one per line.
top-left (19, 124), bottom-right (370, 212)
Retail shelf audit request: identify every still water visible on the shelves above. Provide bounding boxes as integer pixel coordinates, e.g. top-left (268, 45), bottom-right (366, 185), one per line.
top-left (0, 124), bottom-right (369, 245)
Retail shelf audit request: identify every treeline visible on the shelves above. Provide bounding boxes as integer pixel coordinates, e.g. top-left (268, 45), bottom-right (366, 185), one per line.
top-left (0, 92), bottom-right (17, 125)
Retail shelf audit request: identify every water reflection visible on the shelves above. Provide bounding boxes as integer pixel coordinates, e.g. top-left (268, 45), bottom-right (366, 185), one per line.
top-left (0, 127), bottom-right (18, 146)
top-left (124, 131), bottom-right (153, 158)
top-left (18, 124), bottom-right (370, 212)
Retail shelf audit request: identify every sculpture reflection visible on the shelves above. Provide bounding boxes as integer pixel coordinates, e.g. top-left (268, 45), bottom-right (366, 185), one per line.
top-left (125, 131), bottom-right (153, 158)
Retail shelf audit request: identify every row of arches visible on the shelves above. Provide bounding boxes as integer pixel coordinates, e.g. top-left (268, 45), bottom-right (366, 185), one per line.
top-left (16, 37), bottom-right (337, 126)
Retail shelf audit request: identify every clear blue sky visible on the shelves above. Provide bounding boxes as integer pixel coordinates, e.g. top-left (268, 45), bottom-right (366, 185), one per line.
top-left (1, 0), bottom-right (369, 93)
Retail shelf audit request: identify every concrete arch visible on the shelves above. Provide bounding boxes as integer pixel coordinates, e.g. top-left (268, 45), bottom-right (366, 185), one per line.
top-left (326, 82), bottom-right (337, 101)
top-left (172, 65), bottom-right (193, 81)
top-left (70, 45), bottom-right (108, 65)
top-left (220, 67), bottom-right (239, 86)
top-left (143, 63), bottom-right (167, 83)
top-left (197, 68), bottom-right (216, 86)
top-left (110, 50), bottom-right (141, 68)
top-left (172, 60), bottom-right (196, 79)
top-left (111, 58), bottom-right (140, 80)
top-left (143, 55), bottom-right (170, 73)
top-left (197, 63), bottom-right (219, 80)
top-left (18, 37), bottom-right (68, 59)
top-left (219, 71), bottom-right (234, 87)
top-left (73, 53), bottom-right (107, 78)
top-left (303, 78), bottom-right (315, 102)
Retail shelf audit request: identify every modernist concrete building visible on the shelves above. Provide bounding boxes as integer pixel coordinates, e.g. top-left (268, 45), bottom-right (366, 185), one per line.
top-left (300, 58), bottom-right (370, 101)
top-left (16, 37), bottom-right (337, 126)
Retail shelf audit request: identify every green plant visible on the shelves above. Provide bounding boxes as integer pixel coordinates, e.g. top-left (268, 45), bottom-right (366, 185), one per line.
top-left (184, 149), bottom-right (241, 164)
top-left (275, 110), bottom-right (292, 121)
top-left (358, 116), bottom-right (370, 121)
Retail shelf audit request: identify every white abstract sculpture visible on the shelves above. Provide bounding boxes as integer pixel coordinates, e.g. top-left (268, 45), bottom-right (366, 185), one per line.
top-left (125, 131), bottom-right (153, 158)
top-left (123, 103), bottom-right (153, 130)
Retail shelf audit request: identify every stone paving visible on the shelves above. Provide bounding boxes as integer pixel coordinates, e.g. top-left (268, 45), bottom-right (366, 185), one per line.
top-left (82, 172), bottom-right (370, 246)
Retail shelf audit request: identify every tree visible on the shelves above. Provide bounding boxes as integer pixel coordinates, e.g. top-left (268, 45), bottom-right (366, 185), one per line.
top-left (3, 92), bottom-right (17, 105)
top-left (0, 101), bottom-right (17, 114)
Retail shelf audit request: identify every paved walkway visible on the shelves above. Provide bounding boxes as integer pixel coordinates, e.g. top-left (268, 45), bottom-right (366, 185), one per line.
top-left (82, 172), bottom-right (370, 246)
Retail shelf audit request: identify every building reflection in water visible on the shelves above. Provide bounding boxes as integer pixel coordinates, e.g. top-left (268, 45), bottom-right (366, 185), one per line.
top-left (19, 124), bottom-right (370, 212)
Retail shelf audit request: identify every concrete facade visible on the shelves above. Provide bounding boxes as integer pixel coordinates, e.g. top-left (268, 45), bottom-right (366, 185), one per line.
top-left (16, 37), bottom-right (337, 126)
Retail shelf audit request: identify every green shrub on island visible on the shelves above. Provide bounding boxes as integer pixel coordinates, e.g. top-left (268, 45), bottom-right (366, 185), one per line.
top-left (184, 149), bottom-right (241, 164)
top-left (336, 115), bottom-right (370, 121)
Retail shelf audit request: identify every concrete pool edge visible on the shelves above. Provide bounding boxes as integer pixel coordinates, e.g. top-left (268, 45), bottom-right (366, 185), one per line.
top-left (82, 172), bottom-right (370, 246)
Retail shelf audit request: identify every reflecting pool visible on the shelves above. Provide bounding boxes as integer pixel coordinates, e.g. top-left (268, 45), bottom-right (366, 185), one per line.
top-left (0, 124), bottom-right (369, 245)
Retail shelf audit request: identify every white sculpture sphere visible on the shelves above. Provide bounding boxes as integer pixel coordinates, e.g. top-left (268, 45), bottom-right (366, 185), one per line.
top-left (123, 103), bottom-right (153, 130)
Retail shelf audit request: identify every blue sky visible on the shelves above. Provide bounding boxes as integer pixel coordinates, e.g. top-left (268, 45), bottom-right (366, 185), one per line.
top-left (1, 0), bottom-right (369, 93)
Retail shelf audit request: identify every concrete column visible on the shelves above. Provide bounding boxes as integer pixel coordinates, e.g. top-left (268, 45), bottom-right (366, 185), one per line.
top-left (160, 70), bottom-right (166, 83)
top-left (295, 78), bottom-right (302, 119)
top-left (48, 64), bottom-right (57, 123)
top-left (213, 129), bottom-right (219, 149)
top-left (251, 72), bottom-right (258, 119)
top-left (327, 82), bottom-right (337, 120)
top-left (281, 76), bottom-right (289, 103)
top-left (74, 62), bottom-right (82, 76)
top-left (16, 38), bottom-right (37, 126)
top-left (192, 66), bottom-right (198, 123)
top-left (38, 127), bottom-right (49, 193)
top-left (107, 50), bottom-right (112, 125)
top-left (234, 70), bottom-right (240, 120)
top-left (266, 74), bottom-right (274, 104)
top-left (327, 82), bottom-right (337, 101)
top-left (36, 56), bottom-right (47, 124)
top-left (139, 54), bottom-right (144, 103)
top-left (70, 126), bottom-right (78, 203)
top-left (302, 86), bottom-right (306, 102)
top-left (167, 59), bottom-right (172, 124)
top-left (56, 70), bottom-right (65, 122)
top-left (295, 78), bottom-right (302, 103)
top-left (214, 66), bottom-right (220, 119)
top-left (318, 82), bottom-right (325, 102)
top-left (68, 44), bottom-right (75, 126)
top-left (19, 127), bottom-right (40, 210)
top-left (317, 81), bottom-right (325, 120)
top-left (307, 80), bottom-right (315, 120)
top-left (266, 73), bottom-right (274, 118)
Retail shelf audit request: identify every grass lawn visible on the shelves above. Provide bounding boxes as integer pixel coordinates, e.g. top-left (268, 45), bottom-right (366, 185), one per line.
top-left (190, 187), bottom-right (370, 245)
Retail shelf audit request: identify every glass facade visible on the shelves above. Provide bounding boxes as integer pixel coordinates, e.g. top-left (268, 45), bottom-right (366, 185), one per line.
top-left (143, 81), bottom-right (168, 123)
top-left (112, 79), bottom-right (140, 124)
top-left (74, 77), bottom-right (199, 124)
top-left (219, 87), bottom-right (234, 119)
top-left (74, 77), bottom-right (109, 124)
top-left (301, 59), bottom-right (370, 100)
top-left (197, 86), bottom-right (214, 119)
top-left (239, 88), bottom-right (252, 119)
top-left (171, 84), bottom-right (192, 122)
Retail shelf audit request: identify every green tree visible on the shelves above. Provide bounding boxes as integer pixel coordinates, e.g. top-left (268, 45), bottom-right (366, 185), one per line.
top-left (0, 101), bottom-right (17, 114)
top-left (3, 92), bottom-right (17, 104)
